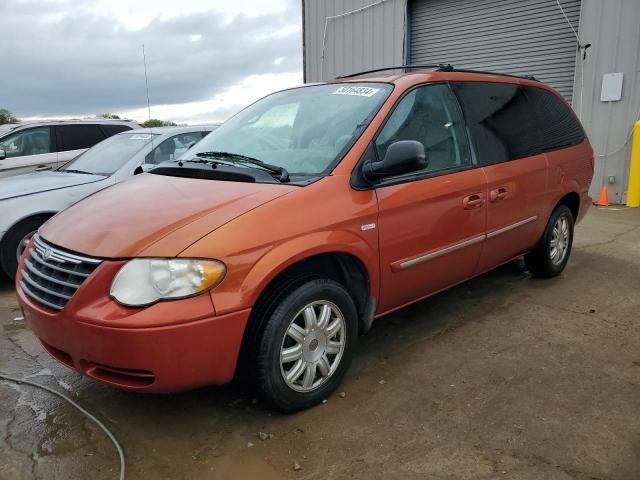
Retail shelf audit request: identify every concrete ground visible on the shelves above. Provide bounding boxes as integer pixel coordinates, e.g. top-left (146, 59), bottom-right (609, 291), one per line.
top-left (1, 207), bottom-right (639, 480)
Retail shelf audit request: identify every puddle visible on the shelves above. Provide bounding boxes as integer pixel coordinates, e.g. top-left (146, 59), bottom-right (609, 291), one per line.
top-left (6, 383), bottom-right (48, 421)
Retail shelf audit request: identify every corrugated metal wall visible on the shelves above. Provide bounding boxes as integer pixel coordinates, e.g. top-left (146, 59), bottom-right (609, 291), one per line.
top-left (573, 0), bottom-right (640, 203)
top-left (302, 0), bottom-right (640, 203)
top-left (409, 0), bottom-right (581, 101)
top-left (303, 0), bottom-right (407, 82)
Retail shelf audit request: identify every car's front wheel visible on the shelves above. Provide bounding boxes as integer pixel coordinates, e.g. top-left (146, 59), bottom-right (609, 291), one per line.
top-left (255, 278), bottom-right (358, 412)
top-left (1, 217), bottom-right (48, 279)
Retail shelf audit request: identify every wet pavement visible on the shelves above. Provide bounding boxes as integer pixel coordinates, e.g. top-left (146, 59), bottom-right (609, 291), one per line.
top-left (1, 206), bottom-right (640, 480)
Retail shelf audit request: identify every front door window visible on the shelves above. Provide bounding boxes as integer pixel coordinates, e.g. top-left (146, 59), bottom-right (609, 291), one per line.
top-left (1, 127), bottom-right (52, 158)
top-left (375, 84), bottom-right (471, 179)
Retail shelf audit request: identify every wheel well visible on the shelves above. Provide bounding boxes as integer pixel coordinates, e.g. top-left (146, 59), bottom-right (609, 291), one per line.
top-left (235, 253), bottom-right (370, 380)
top-left (256, 252), bottom-right (369, 325)
top-left (0, 213), bottom-right (55, 277)
top-left (2, 213), bottom-right (55, 249)
top-left (556, 192), bottom-right (580, 220)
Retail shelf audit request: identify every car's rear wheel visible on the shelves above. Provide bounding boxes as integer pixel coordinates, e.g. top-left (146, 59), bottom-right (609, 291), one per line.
top-left (1, 217), bottom-right (48, 279)
top-left (255, 278), bottom-right (357, 412)
top-left (525, 205), bottom-right (574, 278)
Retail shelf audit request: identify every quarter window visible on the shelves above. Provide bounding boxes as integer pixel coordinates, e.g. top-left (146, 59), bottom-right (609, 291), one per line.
top-left (0, 127), bottom-right (52, 158)
top-left (99, 124), bottom-right (134, 137)
top-left (453, 82), bottom-right (540, 165)
top-left (526, 87), bottom-right (585, 151)
top-left (375, 84), bottom-right (471, 177)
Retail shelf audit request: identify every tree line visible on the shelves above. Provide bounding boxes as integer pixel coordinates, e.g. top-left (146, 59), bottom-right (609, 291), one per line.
top-left (0, 109), bottom-right (179, 128)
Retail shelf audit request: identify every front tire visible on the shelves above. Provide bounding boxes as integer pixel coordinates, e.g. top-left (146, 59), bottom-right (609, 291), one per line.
top-left (255, 278), bottom-right (358, 413)
top-left (1, 218), bottom-right (47, 279)
top-left (525, 205), bottom-right (574, 278)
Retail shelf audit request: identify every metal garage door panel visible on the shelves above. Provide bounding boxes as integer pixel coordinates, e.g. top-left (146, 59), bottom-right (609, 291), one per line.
top-left (409, 0), bottom-right (581, 101)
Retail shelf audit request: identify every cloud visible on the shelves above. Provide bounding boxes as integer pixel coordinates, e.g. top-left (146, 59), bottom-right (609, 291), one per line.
top-left (0, 0), bottom-right (302, 122)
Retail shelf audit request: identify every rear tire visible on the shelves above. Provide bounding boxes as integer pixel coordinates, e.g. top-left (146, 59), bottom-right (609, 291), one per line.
top-left (525, 205), bottom-right (574, 278)
top-left (1, 217), bottom-right (47, 279)
top-left (254, 278), bottom-right (357, 413)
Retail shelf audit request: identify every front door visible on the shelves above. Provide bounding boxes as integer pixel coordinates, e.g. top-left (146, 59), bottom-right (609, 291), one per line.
top-left (452, 81), bottom-right (548, 272)
top-left (374, 83), bottom-right (487, 313)
top-left (0, 126), bottom-right (57, 177)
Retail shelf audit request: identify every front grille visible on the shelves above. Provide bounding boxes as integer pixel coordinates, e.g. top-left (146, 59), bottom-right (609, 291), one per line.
top-left (20, 234), bottom-right (102, 310)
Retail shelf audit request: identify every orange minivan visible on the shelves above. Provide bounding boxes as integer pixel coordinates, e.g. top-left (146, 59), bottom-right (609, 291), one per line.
top-left (16, 67), bottom-right (594, 412)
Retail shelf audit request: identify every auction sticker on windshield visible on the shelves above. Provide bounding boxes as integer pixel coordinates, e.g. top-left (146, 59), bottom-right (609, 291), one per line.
top-left (332, 86), bottom-right (380, 97)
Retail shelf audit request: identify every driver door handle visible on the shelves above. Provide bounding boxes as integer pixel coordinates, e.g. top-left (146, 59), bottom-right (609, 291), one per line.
top-left (463, 193), bottom-right (485, 210)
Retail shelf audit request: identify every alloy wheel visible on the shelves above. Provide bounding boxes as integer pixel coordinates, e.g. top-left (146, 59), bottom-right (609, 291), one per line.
top-left (279, 300), bottom-right (346, 392)
top-left (550, 216), bottom-right (570, 265)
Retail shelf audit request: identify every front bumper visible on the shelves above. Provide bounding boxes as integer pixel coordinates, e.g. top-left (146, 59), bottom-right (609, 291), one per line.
top-left (16, 260), bottom-right (250, 393)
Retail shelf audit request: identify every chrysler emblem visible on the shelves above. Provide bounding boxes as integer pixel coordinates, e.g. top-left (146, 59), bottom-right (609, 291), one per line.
top-left (42, 248), bottom-right (53, 261)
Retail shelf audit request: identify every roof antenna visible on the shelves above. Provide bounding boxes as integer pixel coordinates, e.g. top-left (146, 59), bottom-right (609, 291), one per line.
top-left (141, 44), bottom-right (155, 152)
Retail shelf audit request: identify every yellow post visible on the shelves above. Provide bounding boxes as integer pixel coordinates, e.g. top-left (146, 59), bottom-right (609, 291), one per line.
top-left (627, 120), bottom-right (640, 207)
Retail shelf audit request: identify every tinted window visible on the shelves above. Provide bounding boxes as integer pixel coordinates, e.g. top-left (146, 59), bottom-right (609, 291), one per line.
top-left (0, 127), bottom-right (52, 158)
top-left (526, 87), bottom-right (585, 151)
top-left (453, 82), bottom-right (540, 165)
top-left (375, 84), bottom-right (471, 177)
top-left (100, 124), bottom-right (134, 137)
top-left (56, 125), bottom-right (105, 151)
top-left (61, 133), bottom-right (156, 175)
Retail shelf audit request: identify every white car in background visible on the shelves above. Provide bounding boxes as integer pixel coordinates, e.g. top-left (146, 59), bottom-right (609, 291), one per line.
top-left (0, 119), bottom-right (140, 177)
top-left (0, 125), bottom-right (217, 278)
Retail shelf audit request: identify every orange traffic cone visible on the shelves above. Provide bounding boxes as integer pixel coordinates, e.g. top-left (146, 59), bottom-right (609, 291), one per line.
top-left (594, 186), bottom-right (609, 206)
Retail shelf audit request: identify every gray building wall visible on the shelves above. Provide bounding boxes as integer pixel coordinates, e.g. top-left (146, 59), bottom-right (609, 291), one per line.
top-left (303, 0), bottom-right (640, 204)
top-left (572, 0), bottom-right (640, 203)
top-left (303, 0), bottom-right (407, 82)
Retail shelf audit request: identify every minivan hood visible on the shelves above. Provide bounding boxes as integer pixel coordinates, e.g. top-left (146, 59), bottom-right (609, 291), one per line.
top-left (0, 171), bottom-right (105, 201)
top-left (39, 173), bottom-right (296, 258)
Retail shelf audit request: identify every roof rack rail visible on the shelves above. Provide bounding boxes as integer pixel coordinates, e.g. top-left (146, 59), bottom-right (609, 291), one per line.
top-left (445, 68), bottom-right (538, 81)
top-left (337, 64), bottom-right (454, 79)
top-left (336, 64), bottom-right (538, 82)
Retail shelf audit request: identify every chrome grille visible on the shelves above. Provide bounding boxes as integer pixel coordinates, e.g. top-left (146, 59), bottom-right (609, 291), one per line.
top-left (20, 234), bottom-right (102, 310)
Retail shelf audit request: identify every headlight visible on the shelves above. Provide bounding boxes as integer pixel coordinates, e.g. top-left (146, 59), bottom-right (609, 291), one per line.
top-left (110, 258), bottom-right (226, 307)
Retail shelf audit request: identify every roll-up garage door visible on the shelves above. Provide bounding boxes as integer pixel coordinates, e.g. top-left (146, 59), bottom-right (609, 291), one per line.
top-left (409, 0), bottom-right (581, 101)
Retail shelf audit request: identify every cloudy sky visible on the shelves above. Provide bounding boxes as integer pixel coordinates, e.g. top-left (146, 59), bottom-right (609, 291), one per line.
top-left (0, 0), bottom-right (303, 124)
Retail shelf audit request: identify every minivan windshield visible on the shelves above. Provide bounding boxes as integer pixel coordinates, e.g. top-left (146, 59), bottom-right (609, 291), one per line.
top-left (60, 133), bottom-right (157, 176)
top-left (183, 83), bottom-right (393, 177)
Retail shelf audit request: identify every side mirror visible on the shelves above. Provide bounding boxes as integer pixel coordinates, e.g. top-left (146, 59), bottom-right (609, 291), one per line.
top-left (362, 140), bottom-right (427, 180)
top-left (0, 148), bottom-right (5, 160)
top-left (133, 164), bottom-right (153, 175)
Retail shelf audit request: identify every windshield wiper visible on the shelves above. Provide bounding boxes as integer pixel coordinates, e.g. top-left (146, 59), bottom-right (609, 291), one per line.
top-left (194, 151), bottom-right (289, 182)
top-left (62, 169), bottom-right (95, 175)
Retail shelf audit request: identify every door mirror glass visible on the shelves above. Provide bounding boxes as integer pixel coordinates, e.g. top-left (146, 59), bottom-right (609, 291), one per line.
top-left (363, 140), bottom-right (427, 180)
top-left (0, 148), bottom-right (5, 160)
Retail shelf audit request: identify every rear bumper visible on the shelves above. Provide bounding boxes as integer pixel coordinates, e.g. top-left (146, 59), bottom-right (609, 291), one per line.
top-left (16, 262), bottom-right (251, 393)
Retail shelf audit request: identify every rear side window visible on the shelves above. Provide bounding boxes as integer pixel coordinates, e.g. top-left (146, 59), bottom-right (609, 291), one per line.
top-left (525, 87), bottom-right (585, 151)
top-left (100, 124), bottom-right (133, 137)
top-left (453, 82), bottom-right (540, 165)
top-left (56, 125), bottom-right (105, 151)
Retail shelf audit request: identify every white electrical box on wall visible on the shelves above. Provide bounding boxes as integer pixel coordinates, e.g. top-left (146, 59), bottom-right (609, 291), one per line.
top-left (600, 72), bottom-right (624, 101)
